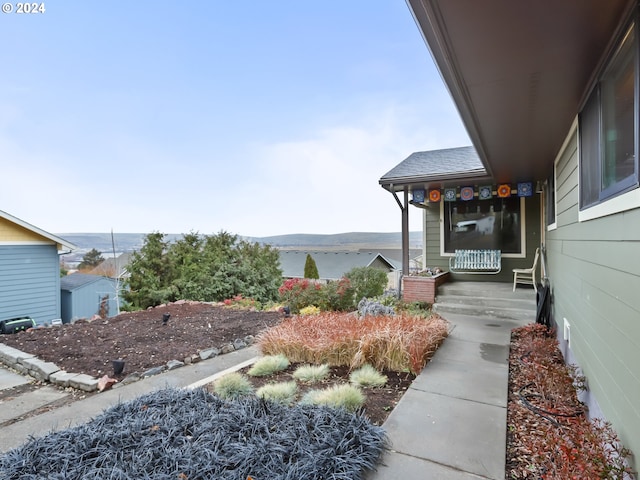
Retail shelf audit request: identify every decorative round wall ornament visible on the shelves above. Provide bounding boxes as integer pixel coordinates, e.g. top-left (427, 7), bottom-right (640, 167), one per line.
top-left (479, 186), bottom-right (492, 200)
top-left (497, 184), bottom-right (512, 198)
top-left (444, 188), bottom-right (457, 202)
top-left (429, 189), bottom-right (441, 202)
top-left (460, 186), bottom-right (474, 201)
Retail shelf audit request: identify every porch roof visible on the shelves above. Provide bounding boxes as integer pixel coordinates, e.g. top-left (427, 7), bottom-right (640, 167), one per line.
top-left (406, 0), bottom-right (635, 183)
top-left (379, 145), bottom-right (488, 192)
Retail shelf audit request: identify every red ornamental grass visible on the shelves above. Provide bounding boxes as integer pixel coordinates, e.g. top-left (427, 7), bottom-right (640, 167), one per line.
top-left (257, 312), bottom-right (449, 374)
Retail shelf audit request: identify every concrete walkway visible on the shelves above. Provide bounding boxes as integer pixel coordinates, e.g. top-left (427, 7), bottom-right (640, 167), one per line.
top-left (365, 311), bottom-right (528, 479)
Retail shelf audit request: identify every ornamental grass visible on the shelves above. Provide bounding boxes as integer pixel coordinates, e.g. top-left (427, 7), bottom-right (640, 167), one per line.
top-left (257, 312), bottom-right (448, 374)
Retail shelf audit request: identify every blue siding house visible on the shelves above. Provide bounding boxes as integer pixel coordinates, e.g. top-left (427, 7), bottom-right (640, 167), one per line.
top-left (0, 210), bottom-right (76, 325)
top-left (60, 273), bottom-right (119, 323)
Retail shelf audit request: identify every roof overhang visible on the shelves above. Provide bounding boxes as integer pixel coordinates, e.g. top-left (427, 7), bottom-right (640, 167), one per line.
top-left (0, 210), bottom-right (76, 252)
top-left (406, 0), bottom-right (636, 183)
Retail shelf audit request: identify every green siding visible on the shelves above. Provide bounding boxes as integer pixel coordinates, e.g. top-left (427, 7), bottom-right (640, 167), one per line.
top-left (547, 130), bottom-right (640, 458)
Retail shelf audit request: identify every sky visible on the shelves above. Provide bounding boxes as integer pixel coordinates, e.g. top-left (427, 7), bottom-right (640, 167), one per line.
top-left (0, 1), bottom-right (470, 238)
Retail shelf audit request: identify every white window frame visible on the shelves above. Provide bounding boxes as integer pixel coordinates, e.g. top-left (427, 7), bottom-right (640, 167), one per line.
top-left (578, 20), bottom-right (640, 220)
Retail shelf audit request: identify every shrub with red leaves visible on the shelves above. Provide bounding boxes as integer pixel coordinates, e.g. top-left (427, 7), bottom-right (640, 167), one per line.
top-left (506, 323), bottom-right (635, 479)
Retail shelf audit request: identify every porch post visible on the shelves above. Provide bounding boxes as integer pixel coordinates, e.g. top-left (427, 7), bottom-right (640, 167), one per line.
top-left (402, 187), bottom-right (409, 276)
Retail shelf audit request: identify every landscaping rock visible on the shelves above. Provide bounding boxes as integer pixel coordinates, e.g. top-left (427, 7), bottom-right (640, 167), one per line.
top-left (166, 360), bottom-right (184, 370)
top-left (199, 348), bottom-right (219, 360)
top-left (233, 338), bottom-right (247, 350)
top-left (142, 366), bottom-right (165, 378)
top-left (97, 375), bottom-right (118, 392)
top-left (220, 343), bottom-right (235, 354)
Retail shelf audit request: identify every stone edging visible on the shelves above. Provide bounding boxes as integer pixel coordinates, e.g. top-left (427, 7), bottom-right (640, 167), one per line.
top-left (0, 335), bottom-right (256, 393)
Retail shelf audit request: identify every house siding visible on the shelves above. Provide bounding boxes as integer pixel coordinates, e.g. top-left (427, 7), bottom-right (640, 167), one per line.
top-left (0, 244), bottom-right (61, 324)
top-left (547, 128), bottom-right (640, 458)
top-left (61, 278), bottom-right (117, 323)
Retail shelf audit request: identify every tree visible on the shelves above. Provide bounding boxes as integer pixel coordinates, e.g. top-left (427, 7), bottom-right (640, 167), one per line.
top-left (304, 254), bottom-right (319, 279)
top-left (124, 232), bottom-right (173, 309)
top-left (77, 248), bottom-right (105, 270)
top-left (123, 230), bottom-right (283, 310)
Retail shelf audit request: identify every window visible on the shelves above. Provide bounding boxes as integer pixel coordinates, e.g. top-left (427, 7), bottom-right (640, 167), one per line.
top-left (546, 170), bottom-right (556, 229)
top-left (580, 23), bottom-right (639, 209)
top-left (443, 197), bottom-right (523, 254)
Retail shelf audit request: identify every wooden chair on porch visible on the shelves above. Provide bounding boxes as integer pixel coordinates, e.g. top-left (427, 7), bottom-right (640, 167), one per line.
top-left (512, 248), bottom-right (540, 293)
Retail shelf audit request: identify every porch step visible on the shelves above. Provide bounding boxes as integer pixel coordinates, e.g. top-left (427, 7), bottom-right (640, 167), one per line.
top-left (433, 281), bottom-right (537, 322)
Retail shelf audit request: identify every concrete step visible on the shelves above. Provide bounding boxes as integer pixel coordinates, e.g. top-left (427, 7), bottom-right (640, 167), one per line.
top-left (437, 281), bottom-right (536, 301)
top-left (433, 281), bottom-right (537, 322)
top-left (435, 294), bottom-right (535, 310)
top-left (433, 302), bottom-right (536, 322)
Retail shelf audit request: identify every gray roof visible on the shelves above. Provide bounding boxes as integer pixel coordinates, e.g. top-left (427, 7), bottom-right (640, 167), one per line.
top-left (379, 146), bottom-right (487, 188)
top-left (278, 251), bottom-right (396, 281)
top-left (61, 273), bottom-right (113, 291)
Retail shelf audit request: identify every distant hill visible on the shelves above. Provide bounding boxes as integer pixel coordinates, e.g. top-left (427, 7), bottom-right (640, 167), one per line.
top-left (58, 232), bottom-right (423, 254)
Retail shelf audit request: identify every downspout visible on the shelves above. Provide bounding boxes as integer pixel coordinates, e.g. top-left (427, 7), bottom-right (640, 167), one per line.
top-left (422, 208), bottom-right (427, 269)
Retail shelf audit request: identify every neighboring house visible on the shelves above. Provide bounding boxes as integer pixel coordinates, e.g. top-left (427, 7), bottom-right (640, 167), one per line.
top-left (0, 210), bottom-right (76, 325)
top-left (278, 250), bottom-right (397, 288)
top-left (60, 273), bottom-right (120, 323)
top-left (381, 0), bottom-right (640, 462)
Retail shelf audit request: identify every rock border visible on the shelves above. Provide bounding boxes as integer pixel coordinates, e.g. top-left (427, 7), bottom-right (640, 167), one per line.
top-left (0, 335), bottom-right (256, 393)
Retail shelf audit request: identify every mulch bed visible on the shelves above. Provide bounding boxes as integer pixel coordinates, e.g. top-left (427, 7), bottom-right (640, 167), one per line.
top-left (0, 302), bottom-right (283, 379)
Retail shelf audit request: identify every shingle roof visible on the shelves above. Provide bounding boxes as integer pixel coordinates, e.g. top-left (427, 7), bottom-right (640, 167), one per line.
top-left (379, 146), bottom-right (486, 186)
top-left (60, 273), bottom-right (113, 291)
top-left (278, 251), bottom-right (396, 281)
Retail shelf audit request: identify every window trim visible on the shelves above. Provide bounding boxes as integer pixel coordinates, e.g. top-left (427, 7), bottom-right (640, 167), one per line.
top-left (439, 197), bottom-right (526, 258)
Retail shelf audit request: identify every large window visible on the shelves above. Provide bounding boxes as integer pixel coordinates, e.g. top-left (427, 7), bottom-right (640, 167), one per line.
top-left (580, 23), bottom-right (639, 209)
top-left (443, 197), bottom-right (523, 254)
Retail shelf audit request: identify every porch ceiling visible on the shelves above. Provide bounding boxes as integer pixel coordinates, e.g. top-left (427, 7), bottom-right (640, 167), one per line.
top-left (407, 0), bottom-right (635, 183)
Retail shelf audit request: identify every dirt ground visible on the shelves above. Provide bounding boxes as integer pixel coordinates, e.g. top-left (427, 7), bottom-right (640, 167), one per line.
top-left (1, 302), bottom-right (282, 379)
top-left (0, 302), bottom-right (414, 425)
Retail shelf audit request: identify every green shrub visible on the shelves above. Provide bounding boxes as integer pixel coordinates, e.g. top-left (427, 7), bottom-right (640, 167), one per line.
top-left (256, 381), bottom-right (298, 405)
top-left (248, 354), bottom-right (290, 377)
top-left (300, 384), bottom-right (365, 412)
top-left (349, 364), bottom-right (388, 387)
top-left (318, 278), bottom-right (356, 312)
top-left (293, 364), bottom-right (330, 383)
top-left (278, 278), bottom-right (322, 313)
top-left (213, 372), bottom-right (254, 400)
top-left (345, 266), bottom-right (388, 301)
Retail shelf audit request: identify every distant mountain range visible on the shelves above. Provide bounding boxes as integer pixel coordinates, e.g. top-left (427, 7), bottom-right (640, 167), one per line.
top-left (57, 232), bottom-right (424, 255)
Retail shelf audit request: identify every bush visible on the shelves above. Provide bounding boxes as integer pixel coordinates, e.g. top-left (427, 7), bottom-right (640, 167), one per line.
top-left (125, 231), bottom-right (282, 310)
top-left (293, 364), bottom-right (330, 383)
top-left (349, 364), bottom-right (387, 388)
top-left (248, 354), bottom-right (290, 377)
top-left (299, 305), bottom-right (321, 316)
top-left (300, 384), bottom-right (365, 412)
top-left (213, 372), bottom-right (254, 400)
top-left (317, 278), bottom-right (356, 312)
top-left (278, 278), bottom-right (322, 313)
top-left (357, 298), bottom-right (395, 317)
top-left (256, 381), bottom-right (298, 405)
top-left (345, 267), bottom-right (388, 301)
